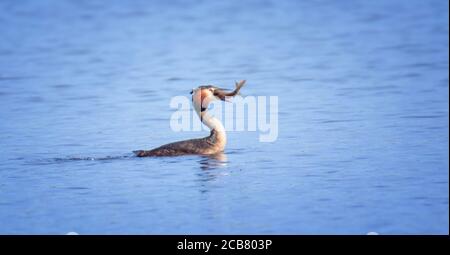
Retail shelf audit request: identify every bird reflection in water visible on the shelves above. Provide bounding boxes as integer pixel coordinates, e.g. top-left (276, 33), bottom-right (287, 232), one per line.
top-left (199, 152), bottom-right (228, 171)
top-left (197, 152), bottom-right (229, 186)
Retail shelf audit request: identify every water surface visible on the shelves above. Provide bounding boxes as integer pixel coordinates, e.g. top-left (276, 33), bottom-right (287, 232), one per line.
top-left (0, 0), bottom-right (448, 234)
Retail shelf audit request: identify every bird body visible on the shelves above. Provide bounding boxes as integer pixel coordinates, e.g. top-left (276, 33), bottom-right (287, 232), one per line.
top-left (134, 80), bottom-right (245, 157)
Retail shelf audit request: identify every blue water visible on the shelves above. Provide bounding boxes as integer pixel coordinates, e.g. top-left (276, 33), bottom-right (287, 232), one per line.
top-left (0, 0), bottom-right (448, 234)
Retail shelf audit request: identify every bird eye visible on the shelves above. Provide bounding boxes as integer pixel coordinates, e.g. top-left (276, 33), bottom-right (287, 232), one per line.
top-left (190, 89), bottom-right (193, 94)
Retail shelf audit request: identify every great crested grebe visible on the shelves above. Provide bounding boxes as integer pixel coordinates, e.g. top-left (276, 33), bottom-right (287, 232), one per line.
top-left (133, 80), bottom-right (246, 157)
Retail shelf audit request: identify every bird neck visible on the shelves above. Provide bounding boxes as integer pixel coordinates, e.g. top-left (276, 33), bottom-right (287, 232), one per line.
top-left (197, 109), bottom-right (227, 150)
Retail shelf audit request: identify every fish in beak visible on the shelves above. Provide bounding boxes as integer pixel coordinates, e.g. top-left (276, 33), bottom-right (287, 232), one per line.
top-left (191, 80), bottom-right (246, 115)
top-left (213, 80), bottom-right (246, 102)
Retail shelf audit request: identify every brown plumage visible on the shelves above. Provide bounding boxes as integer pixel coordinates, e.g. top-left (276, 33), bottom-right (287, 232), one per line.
top-left (133, 129), bottom-right (224, 157)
